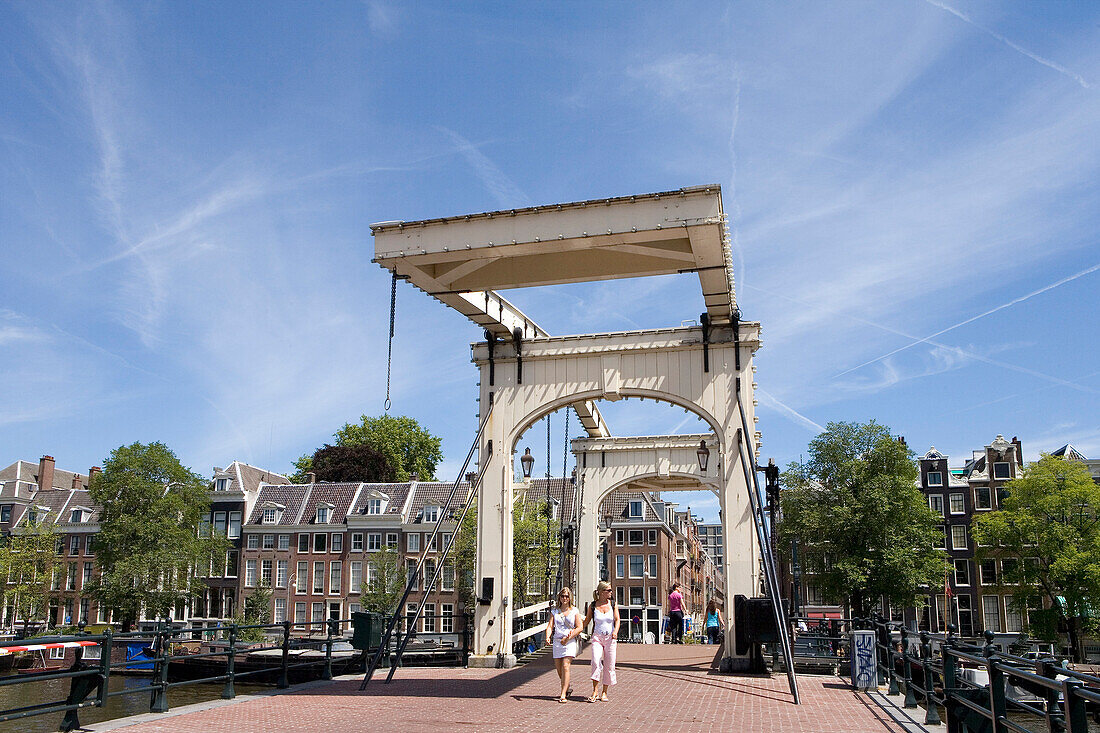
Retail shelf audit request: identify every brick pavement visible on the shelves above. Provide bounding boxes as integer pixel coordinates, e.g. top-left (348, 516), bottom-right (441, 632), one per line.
top-left (91, 644), bottom-right (912, 732)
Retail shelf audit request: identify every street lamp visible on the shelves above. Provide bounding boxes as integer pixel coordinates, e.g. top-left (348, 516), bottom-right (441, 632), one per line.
top-left (696, 441), bottom-right (710, 472)
top-left (520, 447), bottom-right (534, 479)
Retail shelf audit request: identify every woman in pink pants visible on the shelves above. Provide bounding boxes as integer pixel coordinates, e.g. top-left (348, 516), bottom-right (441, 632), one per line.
top-left (583, 581), bottom-right (620, 702)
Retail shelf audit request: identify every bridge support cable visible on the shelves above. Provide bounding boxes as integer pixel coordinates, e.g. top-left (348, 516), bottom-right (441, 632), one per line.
top-left (735, 378), bottom-right (800, 704)
top-left (361, 399), bottom-right (496, 688)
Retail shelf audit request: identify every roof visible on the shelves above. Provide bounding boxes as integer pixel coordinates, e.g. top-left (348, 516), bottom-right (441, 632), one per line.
top-left (1051, 444), bottom-right (1088, 461)
top-left (0, 460), bottom-right (89, 491)
top-left (348, 483), bottom-right (413, 517)
top-left (215, 461), bottom-right (291, 493)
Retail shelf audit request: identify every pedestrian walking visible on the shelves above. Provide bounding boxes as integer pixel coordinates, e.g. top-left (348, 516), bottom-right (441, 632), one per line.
top-left (544, 587), bottom-right (582, 703)
top-left (668, 583), bottom-right (685, 644)
top-left (582, 581), bottom-right (619, 702)
top-left (705, 599), bottom-right (723, 645)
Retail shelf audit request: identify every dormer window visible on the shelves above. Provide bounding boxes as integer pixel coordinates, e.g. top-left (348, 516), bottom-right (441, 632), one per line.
top-left (423, 506), bottom-right (439, 523)
top-left (260, 502), bottom-right (285, 525)
top-left (27, 507), bottom-right (48, 526)
top-left (70, 509), bottom-right (85, 523)
top-left (315, 504), bottom-right (332, 524)
top-left (629, 500), bottom-right (643, 519)
top-left (215, 478), bottom-right (230, 492)
top-left (367, 498), bottom-right (383, 515)
top-left (926, 471), bottom-right (943, 487)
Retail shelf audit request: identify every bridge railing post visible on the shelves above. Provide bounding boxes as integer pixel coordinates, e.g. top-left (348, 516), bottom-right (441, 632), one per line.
top-left (943, 625), bottom-right (960, 733)
top-left (983, 631), bottom-right (1006, 732)
top-left (920, 631), bottom-right (941, 726)
top-left (223, 623), bottom-right (237, 699)
top-left (150, 618), bottom-right (170, 713)
top-left (462, 612), bottom-right (472, 667)
top-left (97, 627), bottom-right (113, 709)
top-left (1062, 678), bottom-right (1088, 733)
top-left (323, 619), bottom-right (336, 681)
top-left (901, 627), bottom-right (916, 708)
top-left (278, 620), bottom-right (291, 689)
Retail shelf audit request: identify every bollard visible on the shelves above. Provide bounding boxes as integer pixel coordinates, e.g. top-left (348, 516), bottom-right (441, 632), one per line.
top-left (323, 618), bottom-right (336, 681)
top-left (901, 628), bottom-right (916, 708)
top-left (98, 627), bottom-right (113, 709)
top-left (884, 620), bottom-right (899, 695)
top-left (278, 620), bottom-right (291, 689)
top-left (150, 618), bottom-right (170, 713)
top-left (223, 624), bottom-right (237, 699)
top-left (920, 631), bottom-right (941, 726)
top-left (1062, 679), bottom-right (1087, 733)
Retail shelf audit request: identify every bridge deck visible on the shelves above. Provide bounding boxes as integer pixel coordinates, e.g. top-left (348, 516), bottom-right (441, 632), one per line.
top-left (87, 645), bottom-right (911, 732)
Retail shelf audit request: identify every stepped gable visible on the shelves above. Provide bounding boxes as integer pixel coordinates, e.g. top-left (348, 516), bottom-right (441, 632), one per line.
top-left (297, 482), bottom-right (360, 525)
top-left (246, 484), bottom-right (310, 525)
top-left (348, 482), bottom-right (411, 516)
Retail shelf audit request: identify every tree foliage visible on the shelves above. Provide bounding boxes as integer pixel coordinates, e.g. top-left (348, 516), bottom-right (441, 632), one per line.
top-left (293, 414), bottom-right (442, 482)
top-left (305, 443), bottom-right (397, 484)
top-left (0, 520), bottom-right (60, 632)
top-left (973, 455), bottom-right (1100, 659)
top-left (777, 420), bottom-right (943, 617)
top-left (89, 442), bottom-right (226, 629)
top-left (236, 581), bottom-right (273, 643)
top-left (360, 544), bottom-right (406, 616)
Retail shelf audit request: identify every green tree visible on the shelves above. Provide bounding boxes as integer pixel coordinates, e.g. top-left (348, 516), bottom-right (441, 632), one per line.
top-left (292, 414), bottom-right (442, 482)
top-left (973, 454), bottom-right (1100, 661)
top-left (777, 420), bottom-right (944, 617)
top-left (305, 444), bottom-right (396, 483)
top-left (89, 442), bottom-right (227, 631)
top-left (361, 545), bottom-right (406, 616)
top-left (0, 519), bottom-right (60, 634)
top-left (235, 581), bottom-right (273, 643)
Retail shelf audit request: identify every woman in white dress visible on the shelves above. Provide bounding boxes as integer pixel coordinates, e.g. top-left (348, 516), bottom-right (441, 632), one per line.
top-left (544, 586), bottom-right (582, 703)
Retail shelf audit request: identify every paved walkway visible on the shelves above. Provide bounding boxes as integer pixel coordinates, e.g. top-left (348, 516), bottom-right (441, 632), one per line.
top-left (89, 645), bottom-right (915, 732)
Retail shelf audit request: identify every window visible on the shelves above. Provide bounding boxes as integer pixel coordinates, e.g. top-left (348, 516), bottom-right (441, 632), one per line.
top-left (247, 534), bottom-right (260, 550)
top-left (70, 535), bottom-right (80, 555)
top-left (312, 602), bottom-right (325, 623)
top-left (262, 506), bottom-right (280, 524)
top-left (215, 478), bottom-right (229, 492)
top-left (993, 462), bottom-right (1011, 480)
top-left (315, 506), bottom-right (330, 524)
top-left (649, 585), bottom-right (658, 606)
top-left (442, 533), bottom-right (453, 551)
top-left (441, 604), bottom-right (454, 634)
top-left (313, 562), bottom-right (324, 594)
top-left (245, 559), bottom-right (257, 587)
top-left (386, 533), bottom-right (399, 549)
top-left (951, 525), bottom-right (967, 550)
top-left (1001, 558), bottom-right (1019, 584)
top-left (330, 561), bottom-right (342, 594)
top-left (982, 595), bottom-right (1001, 632)
top-left (616, 586), bottom-right (625, 605)
top-left (278, 534), bottom-right (290, 551)
top-left (929, 495), bottom-right (944, 515)
top-left (934, 525), bottom-right (946, 549)
top-left (50, 645), bottom-right (65, 660)
top-left (70, 509), bottom-right (83, 523)
top-left (615, 530), bottom-right (624, 547)
top-left (976, 559), bottom-right (996, 585)
top-left (423, 603), bottom-right (436, 633)
top-left (648, 554), bottom-right (657, 577)
top-left (226, 550), bottom-right (238, 577)
top-left (276, 560), bottom-right (288, 588)
top-left (629, 501), bottom-right (643, 518)
top-left (82, 563), bottom-right (92, 587)
top-left (262, 534), bottom-right (275, 550)
top-left (298, 534), bottom-right (310, 552)
top-left (227, 511), bottom-right (241, 539)
top-left (51, 568), bottom-right (61, 591)
top-left (975, 487), bottom-right (992, 510)
top-left (261, 559), bottom-right (272, 585)
top-left (949, 494), bottom-right (965, 513)
top-left (424, 559), bottom-right (437, 590)
top-left (331, 534), bottom-right (343, 552)
top-left (628, 530), bottom-right (643, 546)
top-left (648, 529), bottom-right (657, 546)
top-left (366, 562), bottom-right (377, 585)
top-left (213, 512), bottom-right (227, 536)
top-left (630, 586), bottom-right (643, 605)
top-left (274, 598), bottom-right (287, 623)
top-left (313, 533), bottom-right (327, 553)
top-left (351, 533), bottom-right (364, 551)
top-left (367, 498), bottom-right (382, 515)
top-left (423, 506), bottom-right (439, 523)
top-left (427, 534), bottom-right (437, 552)
top-left (615, 555), bottom-right (624, 579)
top-left (441, 562), bottom-right (455, 591)
top-left (628, 555), bottom-right (644, 578)
top-left (406, 560), bottom-right (419, 591)
top-left (927, 471), bottom-right (943, 487)
top-left (85, 535), bottom-right (95, 556)
top-left (407, 534), bottom-right (420, 553)
top-left (295, 602), bottom-right (307, 623)
top-left (954, 559), bottom-right (970, 586)
top-left (66, 563), bottom-right (77, 590)
top-left (367, 533), bottom-right (381, 551)
top-left (0, 505), bottom-right (11, 522)
top-left (527, 561), bottom-right (543, 595)
top-left (1004, 597), bottom-right (1022, 632)
top-left (296, 562), bottom-right (308, 593)
top-left (350, 561), bottom-right (362, 592)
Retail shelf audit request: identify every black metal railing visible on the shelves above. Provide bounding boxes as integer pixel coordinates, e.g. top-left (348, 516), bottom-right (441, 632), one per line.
top-left (0, 612), bottom-right (473, 732)
top-left (867, 615), bottom-right (1100, 733)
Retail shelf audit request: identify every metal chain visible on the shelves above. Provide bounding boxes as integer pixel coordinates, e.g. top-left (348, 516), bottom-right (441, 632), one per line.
top-left (544, 414), bottom-right (553, 591)
top-left (384, 272), bottom-right (397, 411)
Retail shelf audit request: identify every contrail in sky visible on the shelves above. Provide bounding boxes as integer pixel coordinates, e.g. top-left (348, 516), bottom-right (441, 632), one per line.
top-left (835, 263), bottom-right (1100, 378)
top-left (923, 0), bottom-right (1093, 89)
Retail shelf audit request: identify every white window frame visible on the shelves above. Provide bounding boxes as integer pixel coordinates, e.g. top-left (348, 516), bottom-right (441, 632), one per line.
top-left (298, 533), bottom-right (310, 552)
top-left (423, 506), bottom-right (439, 523)
top-left (441, 603), bottom-right (454, 634)
top-left (982, 595), bottom-right (1001, 632)
top-left (423, 603), bottom-right (436, 633)
top-left (628, 554), bottom-right (644, 578)
top-left (993, 462), bottom-right (1011, 480)
top-left (615, 530), bottom-right (624, 547)
top-left (351, 533), bottom-right (364, 551)
top-left (330, 561), bottom-right (342, 595)
top-left (647, 529), bottom-right (657, 546)
top-left (296, 562), bottom-right (308, 594)
top-left (313, 562), bottom-right (324, 594)
top-left (954, 559), bottom-right (970, 586)
top-left (629, 500), bottom-right (643, 518)
top-left (926, 471), bottom-right (943, 487)
top-left (244, 559), bottom-right (257, 587)
top-left (260, 559), bottom-right (272, 586)
top-left (951, 525), bottom-right (967, 550)
top-left (315, 505), bottom-right (331, 524)
top-left (367, 498), bottom-right (382, 515)
top-left (247, 534), bottom-right (260, 550)
top-left (350, 561), bottom-right (362, 592)
top-left (615, 554), bottom-right (624, 579)
top-left (367, 533), bottom-right (381, 551)
top-left (331, 533), bottom-right (343, 552)
top-left (228, 511), bottom-right (242, 539)
top-left (407, 533), bottom-right (420, 553)
top-left (276, 559), bottom-right (288, 588)
top-left (386, 532), bottom-right (399, 549)
top-left (278, 534), bottom-right (290, 551)
top-left (262, 534), bottom-right (275, 550)
top-left (929, 495), bottom-right (944, 515)
top-left (274, 597), bottom-right (287, 623)
top-left (313, 533), bottom-right (327, 553)
top-left (628, 530), bottom-right (643, 546)
top-left (949, 493), bottom-right (965, 514)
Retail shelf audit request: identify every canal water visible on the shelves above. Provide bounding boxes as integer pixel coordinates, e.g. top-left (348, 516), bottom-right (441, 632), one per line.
top-left (0, 673), bottom-right (267, 733)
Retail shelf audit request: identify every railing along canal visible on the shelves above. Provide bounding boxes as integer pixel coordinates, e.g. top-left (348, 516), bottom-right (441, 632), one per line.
top-left (866, 616), bottom-right (1100, 733)
top-left (0, 612), bottom-right (473, 732)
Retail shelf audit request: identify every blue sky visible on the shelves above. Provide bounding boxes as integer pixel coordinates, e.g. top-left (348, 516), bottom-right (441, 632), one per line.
top-left (2, 1), bottom-right (1098, 523)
